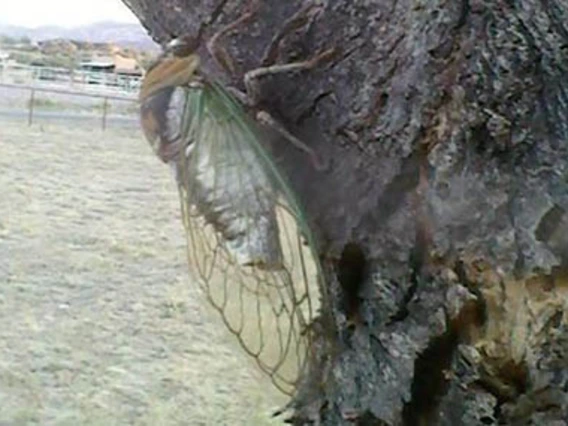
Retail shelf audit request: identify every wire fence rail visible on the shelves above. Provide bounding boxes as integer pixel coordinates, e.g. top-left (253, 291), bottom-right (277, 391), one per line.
top-left (0, 62), bottom-right (142, 95)
top-left (0, 82), bottom-right (139, 130)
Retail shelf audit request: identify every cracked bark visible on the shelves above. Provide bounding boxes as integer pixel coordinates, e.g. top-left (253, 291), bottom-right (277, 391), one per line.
top-left (123, 0), bottom-right (568, 424)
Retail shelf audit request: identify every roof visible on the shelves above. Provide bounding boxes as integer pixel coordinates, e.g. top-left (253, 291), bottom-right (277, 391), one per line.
top-left (113, 55), bottom-right (139, 72)
top-left (79, 54), bottom-right (140, 73)
top-left (80, 61), bottom-right (115, 68)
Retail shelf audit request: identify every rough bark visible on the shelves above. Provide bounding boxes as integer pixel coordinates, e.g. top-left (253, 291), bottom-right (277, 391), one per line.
top-left (123, 0), bottom-right (568, 424)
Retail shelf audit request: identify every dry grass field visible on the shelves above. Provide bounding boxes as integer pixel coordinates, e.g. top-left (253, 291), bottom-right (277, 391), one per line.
top-left (0, 119), bottom-right (285, 425)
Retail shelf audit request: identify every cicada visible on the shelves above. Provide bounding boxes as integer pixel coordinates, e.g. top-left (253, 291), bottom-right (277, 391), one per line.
top-left (139, 36), bottom-right (325, 397)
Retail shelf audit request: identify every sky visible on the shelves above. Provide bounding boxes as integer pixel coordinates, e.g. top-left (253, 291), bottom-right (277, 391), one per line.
top-left (0, 0), bottom-right (139, 27)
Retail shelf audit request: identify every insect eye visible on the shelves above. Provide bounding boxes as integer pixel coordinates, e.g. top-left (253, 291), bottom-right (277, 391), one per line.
top-left (168, 35), bottom-right (200, 57)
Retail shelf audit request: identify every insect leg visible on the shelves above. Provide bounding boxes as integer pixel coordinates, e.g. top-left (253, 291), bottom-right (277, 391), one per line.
top-left (225, 80), bottom-right (329, 179)
top-left (206, 0), bottom-right (260, 74)
top-left (223, 84), bottom-right (328, 170)
top-left (256, 110), bottom-right (328, 172)
top-left (244, 47), bottom-right (336, 102)
top-left (244, 48), bottom-right (336, 171)
top-left (260, 2), bottom-right (324, 66)
top-left (222, 81), bottom-right (321, 169)
top-left (224, 86), bottom-right (255, 107)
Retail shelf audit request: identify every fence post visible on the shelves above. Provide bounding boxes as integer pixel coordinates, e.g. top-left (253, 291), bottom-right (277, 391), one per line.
top-left (102, 97), bottom-right (108, 130)
top-left (28, 88), bottom-right (35, 126)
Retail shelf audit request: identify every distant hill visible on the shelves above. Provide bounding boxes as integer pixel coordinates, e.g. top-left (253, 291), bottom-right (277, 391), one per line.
top-left (0, 21), bottom-right (159, 51)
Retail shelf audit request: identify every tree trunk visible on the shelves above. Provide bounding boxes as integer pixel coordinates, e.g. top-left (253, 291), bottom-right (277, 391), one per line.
top-left (124, 0), bottom-right (568, 424)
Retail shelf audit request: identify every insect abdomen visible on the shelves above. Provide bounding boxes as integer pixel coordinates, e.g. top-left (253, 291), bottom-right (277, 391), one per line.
top-left (183, 87), bottom-right (284, 269)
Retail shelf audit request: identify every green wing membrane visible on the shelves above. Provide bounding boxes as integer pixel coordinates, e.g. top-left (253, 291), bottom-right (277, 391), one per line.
top-left (175, 81), bottom-right (322, 396)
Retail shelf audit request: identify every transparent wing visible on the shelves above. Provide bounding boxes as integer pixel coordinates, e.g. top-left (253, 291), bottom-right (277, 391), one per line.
top-left (175, 81), bottom-right (323, 396)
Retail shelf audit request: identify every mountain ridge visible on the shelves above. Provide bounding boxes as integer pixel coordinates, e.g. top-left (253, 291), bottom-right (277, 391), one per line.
top-left (0, 21), bottom-right (158, 51)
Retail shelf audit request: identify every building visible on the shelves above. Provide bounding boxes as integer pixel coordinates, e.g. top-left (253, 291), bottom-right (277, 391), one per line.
top-left (113, 55), bottom-right (142, 77)
top-left (79, 54), bottom-right (142, 77)
top-left (79, 57), bottom-right (115, 73)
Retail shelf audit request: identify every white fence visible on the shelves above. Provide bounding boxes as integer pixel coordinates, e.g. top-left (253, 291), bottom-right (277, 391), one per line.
top-left (0, 82), bottom-right (138, 130)
top-left (0, 63), bottom-right (142, 96)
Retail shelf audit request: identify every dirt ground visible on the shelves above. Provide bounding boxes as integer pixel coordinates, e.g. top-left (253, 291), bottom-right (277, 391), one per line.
top-left (0, 119), bottom-right (285, 425)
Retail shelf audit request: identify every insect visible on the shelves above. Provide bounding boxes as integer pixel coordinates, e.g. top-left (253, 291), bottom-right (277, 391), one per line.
top-left (139, 5), bottom-right (331, 397)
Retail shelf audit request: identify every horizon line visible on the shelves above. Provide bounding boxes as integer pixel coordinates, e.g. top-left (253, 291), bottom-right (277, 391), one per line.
top-left (0, 19), bottom-right (141, 30)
